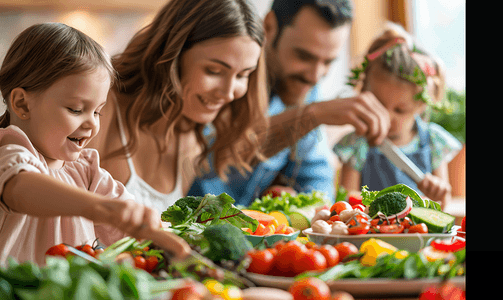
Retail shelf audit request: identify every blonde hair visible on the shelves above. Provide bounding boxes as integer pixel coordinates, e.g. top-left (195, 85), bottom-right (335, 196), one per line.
top-left (109, 0), bottom-right (268, 180)
top-left (0, 23), bottom-right (115, 128)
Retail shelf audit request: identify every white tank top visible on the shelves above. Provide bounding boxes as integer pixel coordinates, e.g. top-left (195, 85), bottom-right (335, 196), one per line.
top-left (114, 100), bottom-right (183, 213)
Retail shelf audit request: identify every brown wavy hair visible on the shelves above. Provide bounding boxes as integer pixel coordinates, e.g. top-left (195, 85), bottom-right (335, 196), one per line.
top-left (110, 0), bottom-right (268, 180)
top-left (0, 23), bottom-right (115, 128)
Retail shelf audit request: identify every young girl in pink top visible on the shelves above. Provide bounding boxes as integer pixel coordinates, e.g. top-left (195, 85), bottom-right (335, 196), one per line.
top-left (0, 23), bottom-right (190, 265)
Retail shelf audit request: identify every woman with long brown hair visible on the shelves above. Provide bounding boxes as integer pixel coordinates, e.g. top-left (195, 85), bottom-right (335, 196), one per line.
top-left (89, 0), bottom-right (268, 238)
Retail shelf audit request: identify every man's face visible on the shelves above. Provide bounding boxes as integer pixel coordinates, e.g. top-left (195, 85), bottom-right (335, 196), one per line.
top-left (265, 6), bottom-right (351, 106)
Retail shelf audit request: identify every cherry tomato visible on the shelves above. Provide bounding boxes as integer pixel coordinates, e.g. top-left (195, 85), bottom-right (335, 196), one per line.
top-left (370, 218), bottom-right (388, 227)
top-left (145, 256), bottom-right (159, 273)
top-left (134, 256), bottom-right (147, 270)
top-left (289, 277), bottom-right (331, 300)
top-left (246, 249), bottom-right (275, 275)
top-left (333, 242), bottom-right (359, 261)
top-left (75, 244), bottom-right (95, 257)
top-left (408, 223), bottom-right (429, 234)
top-left (315, 245), bottom-right (340, 268)
top-left (45, 244), bottom-right (70, 257)
top-left (371, 224), bottom-right (405, 234)
top-left (294, 249), bottom-right (327, 274)
top-left (399, 217), bottom-right (413, 229)
top-left (330, 201), bottom-right (352, 214)
top-left (275, 241), bottom-right (306, 276)
top-left (347, 215), bottom-right (370, 235)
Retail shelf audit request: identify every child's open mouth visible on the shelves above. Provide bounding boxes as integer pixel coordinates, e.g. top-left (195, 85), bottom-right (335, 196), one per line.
top-left (68, 137), bottom-right (86, 147)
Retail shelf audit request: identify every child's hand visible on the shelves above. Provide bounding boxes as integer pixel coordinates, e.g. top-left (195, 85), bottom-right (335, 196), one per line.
top-left (417, 173), bottom-right (452, 208)
top-left (94, 199), bottom-right (191, 260)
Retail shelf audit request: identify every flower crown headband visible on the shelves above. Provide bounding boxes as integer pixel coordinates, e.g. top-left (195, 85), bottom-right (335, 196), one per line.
top-left (347, 37), bottom-right (452, 114)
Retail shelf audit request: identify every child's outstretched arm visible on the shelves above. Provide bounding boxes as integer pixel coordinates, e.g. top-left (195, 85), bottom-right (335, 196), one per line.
top-left (2, 171), bottom-right (191, 260)
top-left (416, 162), bottom-right (452, 209)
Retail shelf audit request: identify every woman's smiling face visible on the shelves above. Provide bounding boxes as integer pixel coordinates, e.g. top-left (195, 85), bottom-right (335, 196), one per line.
top-left (178, 35), bottom-right (261, 124)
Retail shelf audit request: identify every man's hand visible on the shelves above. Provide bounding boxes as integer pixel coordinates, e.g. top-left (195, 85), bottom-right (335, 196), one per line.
top-left (313, 91), bottom-right (390, 146)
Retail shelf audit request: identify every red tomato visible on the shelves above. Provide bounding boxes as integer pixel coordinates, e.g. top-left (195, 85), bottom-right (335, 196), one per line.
top-left (371, 224), bottom-right (405, 234)
top-left (75, 244), bottom-right (95, 257)
top-left (329, 215), bottom-right (341, 222)
top-left (333, 242), bottom-right (359, 261)
top-left (275, 241), bottom-right (306, 276)
top-left (263, 185), bottom-right (298, 197)
top-left (330, 201), bottom-right (352, 214)
top-left (134, 256), bottom-right (147, 270)
top-left (294, 249), bottom-right (327, 275)
top-left (347, 195), bottom-right (363, 206)
top-left (399, 217), bottom-right (413, 229)
top-left (246, 249), bottom-right (275, 275)
top-left (315, 245), bottom-right (340, 268)
top-left (347, 215), bottom-right (370, 235)
top-left (408, 223), bottom-right (429, 234)
top-left (145, 256), bottom-right (159, 273)
top-left (419, 282), bottom-right (465, 300)
top-left (461, 216), bottom-right (466, 232)
top-left (45, 244), bottom-right (70, 257)
top-left (289, 277), bottom-right (331, 300)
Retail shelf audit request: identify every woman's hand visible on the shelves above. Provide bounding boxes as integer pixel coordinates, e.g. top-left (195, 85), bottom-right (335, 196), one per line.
top-left (417, 173), bottom-right (452, 209)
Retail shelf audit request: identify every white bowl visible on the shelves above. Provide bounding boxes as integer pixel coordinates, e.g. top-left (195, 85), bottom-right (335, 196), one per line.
top-left (303, 226), bottom-right (459, 252)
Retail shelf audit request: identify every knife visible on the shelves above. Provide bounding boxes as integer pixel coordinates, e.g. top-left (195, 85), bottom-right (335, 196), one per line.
top-left (379, 138), bottom-right (425, 183)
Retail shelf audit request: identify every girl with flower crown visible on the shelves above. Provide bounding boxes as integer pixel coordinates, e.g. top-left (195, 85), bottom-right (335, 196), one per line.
top-left (333, 23), bottom-right (462, 209)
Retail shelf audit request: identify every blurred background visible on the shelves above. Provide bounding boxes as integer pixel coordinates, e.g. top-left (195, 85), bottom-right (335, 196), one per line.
top-left (0, 0), bottom-right (465, 197)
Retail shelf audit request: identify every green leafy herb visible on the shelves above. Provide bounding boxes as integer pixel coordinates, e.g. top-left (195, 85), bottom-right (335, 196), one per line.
top-left (246, 191), bottom-right (327, 214)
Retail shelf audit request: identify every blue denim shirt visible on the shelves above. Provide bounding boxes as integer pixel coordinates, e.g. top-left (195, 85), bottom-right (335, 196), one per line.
top-left (187, 87), bottom-right (335, 206)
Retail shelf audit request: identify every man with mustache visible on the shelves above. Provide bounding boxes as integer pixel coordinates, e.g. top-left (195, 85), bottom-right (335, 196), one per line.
top-left (188, 0), bottom-right (390, 205)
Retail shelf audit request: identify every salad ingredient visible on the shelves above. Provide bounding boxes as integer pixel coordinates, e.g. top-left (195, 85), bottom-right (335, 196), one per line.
top-left (221, 284), bottom-right (244, 300)
top-left (419, 281), bottom-right (465, 300)
top-left (338, 209), bottom-right (359, 223)
top-left (246, 249), bottom-right (274, 275)
top-left (134, 255), bottom-right (147, 270)
top-left (331, 291), bottom-right (355, 300)
top-left (171, 281), bottom-right (208, 300)
top-left (347, 215), bottom-right (370, 235)
top-left (408, 223), bottom-right (429, 234)
top-left (241, 287), bottom-right (293, 300)
top-left (368, 192), bottom-right (409, 217)
top-left (288, 211), bottom-right (311, 231)
top-left (362, 184), bottom-right (442, 211)
top-left (408, 207), bottom-right (455, 233)
top-left (262, 185), bottom-right (298, 198)
top-left (370, 223), bottom-right (405, 234)
top-left (242, 210), bottom-right (276, 227)
top-left (294, 249), bottom-right (327, 274)
top-left (330, 201), bottom-right (352, 214)
top-left (330, 221), bottom-right (349, 235)
top-left (247, 191), bottom-right (326, 215)
top-left (45, 244), bottom-right (70, 257)
top-left (74, 244), bottom-right (96, 257)
top-left (268, 211), bottom-right (291, 226)
top-left (333, 242), bottom-right (359, 261)
top-left (430, 239), bottom-right (466, 252)
top-left (315, 245), bottom-right (340, 268)
top-left (359, 238), bottom-right (398, 267)
top-left (311, 209), bottom-right (331, 224)
top-left (275, 241), bottom-right (307, 275)
top-left (202, 223), bottom-right (253, 262)
top-left (311, 220), bottom-right (332, 234)
top-left (289, 277), bottom-right (331, 300)
top-left (347, 194), bottom-right (363, 206)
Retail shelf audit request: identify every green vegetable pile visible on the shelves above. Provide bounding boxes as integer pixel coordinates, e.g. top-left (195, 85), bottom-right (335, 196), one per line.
top-left (0, 256), bottom-right (184, 300)
top-left (246, 190), bottom-right (327, 214)
top-left (368, 192), bottom-right (408, 217)
top-left (361, 184), bottom-right (441, 211)
top-left (297, 248), bottom-right (465, 281)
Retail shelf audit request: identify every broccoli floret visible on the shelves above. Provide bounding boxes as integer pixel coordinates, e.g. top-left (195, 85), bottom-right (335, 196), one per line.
top-left (202, 223), bottom-right (252, 262)
top-left (368, 192), bottom-right (407, 217)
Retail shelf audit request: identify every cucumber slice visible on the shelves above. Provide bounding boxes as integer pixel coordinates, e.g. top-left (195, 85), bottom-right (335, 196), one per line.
top-left (408, 207), bottom-right (455, 233)
top-left (288, 212), bottom-right (311, 231)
